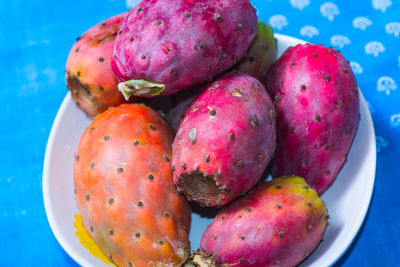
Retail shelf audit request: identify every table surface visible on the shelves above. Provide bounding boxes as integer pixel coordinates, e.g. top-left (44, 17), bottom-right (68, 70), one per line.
top-left (1, 0), bottom-right (399, 266)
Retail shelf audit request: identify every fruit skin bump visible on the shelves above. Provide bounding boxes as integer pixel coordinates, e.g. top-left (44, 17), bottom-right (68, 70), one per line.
top-left (66, 13), bottom-right (130, 116)
top-left (172, 72), bottom-right (276, 207)
top-left (235, 21), bottom-right (277, 83)
top-left (265, 44), bottom-right (360, 195)
top-left (74, 104), bottom-right (191, 267)
top-left (200, 176), bottom-right (329, 267)
top-left (111, 0), bottom-right (258, 98)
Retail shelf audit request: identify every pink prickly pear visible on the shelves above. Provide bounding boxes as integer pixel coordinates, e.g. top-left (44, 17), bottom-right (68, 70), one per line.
top-left (265, 44), bottom-right (360, 195)
top-left (112, 0), bottom-right (258, 98)
top-left (172, 72), bottom-right (276, 207)
top-left (66, 13), bottom-right (134, 116)
top-left (199, 176), bottom-right (329, 267)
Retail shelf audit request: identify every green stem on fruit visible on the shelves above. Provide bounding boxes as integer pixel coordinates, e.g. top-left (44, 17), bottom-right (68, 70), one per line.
top-left (118, 79), bottom-right (165, 100)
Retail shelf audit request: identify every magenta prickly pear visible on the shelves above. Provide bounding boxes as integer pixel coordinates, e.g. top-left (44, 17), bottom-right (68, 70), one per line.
top-left (265, 44), bottom-right (360, 195)
top-left (235, 21), bottom-right (277, 82)
top-left (112, 0), bottom-right (258, 98)
top-left (172, 72), bottom-right (276, 207)
top-left (200, 176), bottom-right (329, 267)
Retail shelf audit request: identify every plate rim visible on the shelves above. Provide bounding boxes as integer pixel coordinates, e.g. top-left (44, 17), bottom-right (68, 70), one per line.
top-left (42, 33), bottom-right (377, 267)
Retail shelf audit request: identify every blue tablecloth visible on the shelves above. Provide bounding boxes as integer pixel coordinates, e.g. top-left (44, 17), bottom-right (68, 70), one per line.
top-left (1, 0), bottom-right (398, 266)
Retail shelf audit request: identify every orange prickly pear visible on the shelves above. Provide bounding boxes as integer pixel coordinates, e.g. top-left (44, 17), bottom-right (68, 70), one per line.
top-left (74, 104), bottom-right (191, 266)
top-left (66, 13), bottom-right (136, 116)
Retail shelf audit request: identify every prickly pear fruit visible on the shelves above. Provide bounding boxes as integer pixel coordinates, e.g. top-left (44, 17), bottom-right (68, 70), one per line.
top-left (112, 0), bottom-right (258, 98)
top-left (172, 72), bottom-right (276, 207)
top-left (200, 176), bottom-right (329, 267)
top-left (265, 44), bottom-right (360, 195)
top-left (235, 21), bottom-right (277, 82)
top-left (66, 13), bottom-right (132, 116)
top-left (74, 104), bottom-right (191, 266)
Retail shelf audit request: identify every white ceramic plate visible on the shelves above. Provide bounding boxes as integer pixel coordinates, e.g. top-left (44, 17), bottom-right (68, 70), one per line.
top-left (43, 34), bottom-right (376, 267)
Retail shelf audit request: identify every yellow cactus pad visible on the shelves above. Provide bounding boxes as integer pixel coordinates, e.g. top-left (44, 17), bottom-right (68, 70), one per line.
top-left (73, 214), bottom-right (116, 267)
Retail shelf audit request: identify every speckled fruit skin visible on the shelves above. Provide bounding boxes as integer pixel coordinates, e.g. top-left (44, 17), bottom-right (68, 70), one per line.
top-left (172, 72), bottom-right (276, 207)
top-left (111, 0), bottom-right (258, 97)
top-left (265, 44), bottom-right (360, 195)
top-left (65, 13), bottom-right (133, 116)
top-left (235, 21), bottom-right (277, 82)
top-left (200, 176), bottom-right (329, 267)
top-left (74, 104), bottom-right (191, 267)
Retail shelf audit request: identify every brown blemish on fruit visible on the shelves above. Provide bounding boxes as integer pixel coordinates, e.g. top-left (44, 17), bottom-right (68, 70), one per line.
top-left (163, 155), bottom-right (170, 162)
top-left (251, 116), bottom-right (259, 127)
top-left (232, 88), bottom-right (243, 97)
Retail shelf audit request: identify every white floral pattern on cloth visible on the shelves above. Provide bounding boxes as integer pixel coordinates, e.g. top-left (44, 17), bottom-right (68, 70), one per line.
top-left (300, 25), bottom-right (319, 38)
top-left (350, 62), bottom-right (363, 74)
top-left (385, 22), bottom-right (400, 37)
top-left (376, 136), bottom-right (388, 152)
top-left (390, 114), bottom-right (400, 128)
top-left (353, 17), bottom-right (373, 31)
top-left (269, 15), bottom-right (288, 30)
top-left (290, 0), bottom-right (310, 10)
top-left (320, 2), bottom-right (340, 21)
top-left (365, 41), bottom-right (385, 57)
top-left (330, 35), bottom-right (351, 48)
top-left (377, 76), bottom-right (397, 95)
top-left (126, 0), bottom-right (140, 8)
top-left (372, 0), bottom-right (392, 12)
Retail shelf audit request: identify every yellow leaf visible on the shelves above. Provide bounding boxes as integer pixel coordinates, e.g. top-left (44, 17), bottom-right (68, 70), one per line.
top-left (73, 214), bottom-right (116, 266)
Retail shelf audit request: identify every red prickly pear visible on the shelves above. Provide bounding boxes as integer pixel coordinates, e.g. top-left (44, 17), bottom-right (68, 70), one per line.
top-left (235, 21), bottom-right (277, 83)
top-left (200, 176), bottom-right (329, 267)
top-left (112, 0), bottom-right (258, 98)
top-left (265, 44), bottom-right (360, 195)
top-left (74, 104), bottom-right (191, 266)
top-left (66, 13), bottom-right (136, 116)
top-left (172, 72), bottom-right (276, 207)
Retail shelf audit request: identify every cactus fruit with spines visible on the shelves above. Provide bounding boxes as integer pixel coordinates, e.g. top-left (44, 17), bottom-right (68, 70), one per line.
top-left (235, 21), bottom-right (277, 82)
top-left (112, 0), bottom-right (258, 98)
top-left (65, 13), bottom-right (131, 116)
top-left (74, 104), bottom-right (191, 266)
top-left (172, 72), bottom-right (276, 207)
top-left (265, 44), bottom-right (360, 195)
top-left (199, 176), bottom-right (329, 267)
